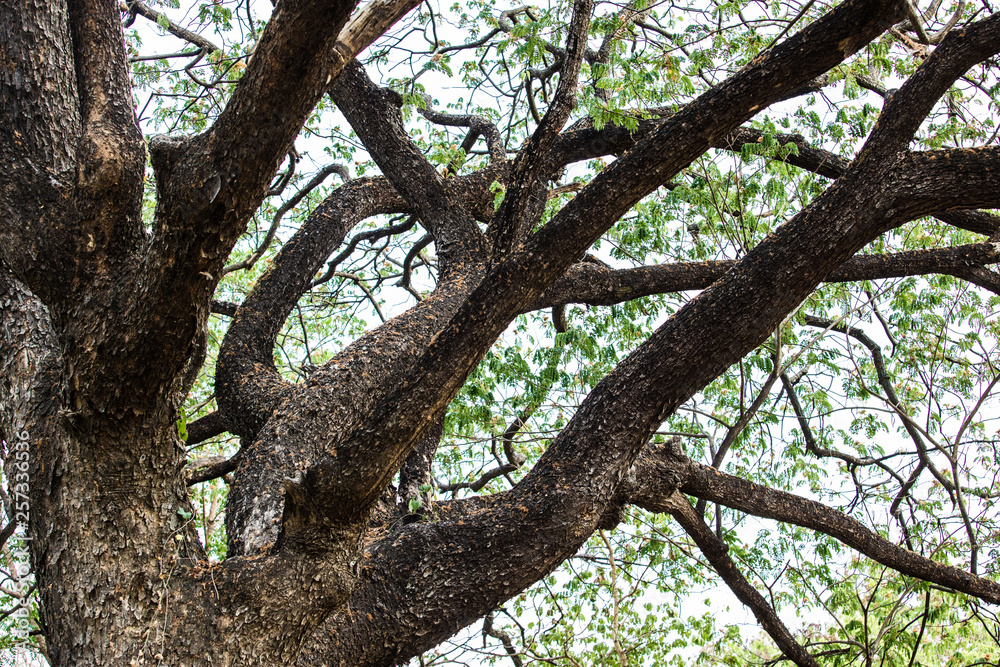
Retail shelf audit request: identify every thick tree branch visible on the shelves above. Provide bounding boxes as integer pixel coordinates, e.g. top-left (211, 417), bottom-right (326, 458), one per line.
top-left (216, 168), bottom-right (496, 443)
top-left (215, 177), bottom-right (404, 440)
top-left (398, 419), bottom-right (442, 514)
top-left (549, 120), bottom-right (1000, 238)
top-left (896, 147), bottom-right (1000, 217)
top-left (330, 60), bottom-right (488, 278)
top-left (115, 0), bottom-right (440, 416)
top-left (146, 0), bottom-right (360, 246)
top-left (293, 11), bottom-right (946, 663)
top-left (186, 411), bottom-right (228, 446)
top-left (0, 1), bottom-right (82, 306)
top-left (531, 242), bottom-right (1000, 309)
top-left (933, 209), bottom-right (1000, 238)
top-left (951, 265), bottom-right (1000, 293)
top-left (219, 170), bottom-right (497, 554)
top-left (488, 0), bottom-right (594, 255)
top-left (68, 0), bottom-right (147, 278)
top-left (296, 0), bottom-right (910, 529)
top-left (150, 517), bottom-right (367, 664)
top-left (185, 454), bottom-right (239, 485)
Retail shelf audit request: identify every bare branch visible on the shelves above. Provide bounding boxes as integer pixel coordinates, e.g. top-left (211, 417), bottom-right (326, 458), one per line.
top-left (531, 242), bottom-right (1000, 310)
top-left (292, 0), bottom-right (913, 530)
top-left (677, 461), bottom-right (1000, 604)
top-left (482, 613), bottom-right (524, 667)
top-left (417, 98), bottom-right (506, 167)
top-left (125, 1), bottom-right (221, 53)
top-left (665, 491), bottom-right (820, 667)
top-left (800, 315), bottom-right (955, 495)
top-left (313, 216), bottom-right (417, 287)
top-left (224, 164), bottom-right (350, 275)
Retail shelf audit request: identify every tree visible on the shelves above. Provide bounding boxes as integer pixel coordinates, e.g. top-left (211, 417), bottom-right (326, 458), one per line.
top-left (2, 0), bottom-right (1000, 664)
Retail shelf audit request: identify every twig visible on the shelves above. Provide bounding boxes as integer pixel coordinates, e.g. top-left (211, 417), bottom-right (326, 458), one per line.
top-left (224, 164), bottom-right (350, 275)
top-left (125, 1), bottom-right (220, 54)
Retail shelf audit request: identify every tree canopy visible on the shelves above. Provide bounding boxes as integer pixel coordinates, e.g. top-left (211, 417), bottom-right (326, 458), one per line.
top-left (2, 0), bottom-right (1000, 665)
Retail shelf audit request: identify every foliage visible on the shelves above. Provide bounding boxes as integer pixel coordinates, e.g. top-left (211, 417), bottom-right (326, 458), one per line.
top-left (4, 0), bottom-right (999, 664)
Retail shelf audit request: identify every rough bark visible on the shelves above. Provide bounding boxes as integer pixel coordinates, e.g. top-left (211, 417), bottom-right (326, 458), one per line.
top-left (3, 1), bottom-right (1000, 665)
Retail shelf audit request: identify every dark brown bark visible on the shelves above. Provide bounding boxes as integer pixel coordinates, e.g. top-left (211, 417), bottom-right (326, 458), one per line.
top-left (295, 0), bottom-right (910, 528)
top-left (488, 0), bottom-right (593, 255)
top-left (534, 242), bottom-right (1000, 308)
top-left (296, 12), bottom-right (1000, 664)
top-left (4, 1), bottom-right (1000, 666)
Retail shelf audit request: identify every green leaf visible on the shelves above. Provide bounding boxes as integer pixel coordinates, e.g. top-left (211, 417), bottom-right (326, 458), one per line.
top-left (176, 406), bottom-right (188, 442)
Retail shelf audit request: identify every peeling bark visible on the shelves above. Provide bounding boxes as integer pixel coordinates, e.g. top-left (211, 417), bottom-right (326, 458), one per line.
top-left (3, 1), bottom-right (1000, 665)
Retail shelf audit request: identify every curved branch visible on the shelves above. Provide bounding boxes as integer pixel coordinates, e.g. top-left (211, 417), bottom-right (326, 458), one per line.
top-left (217, 170), bottom-right (497, 555)
top-left (780, 372), bottom-right (904, 489)
top-left (677, 461), bottom-right (1000, 605)
top-left (417, 100), bottom-right (506, 167)
top-left (287, 0), bottom-right (912, 538)
top-left (330, 60), bottom-right (488, 278)
top-left (216, 176), bottom-right (406, 440)
top-left (216, 167), bottom-right (496, 441)
top-left (313, 216), bottom-right (417, 287)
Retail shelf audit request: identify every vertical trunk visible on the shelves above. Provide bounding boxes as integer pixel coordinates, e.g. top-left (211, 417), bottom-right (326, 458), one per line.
top-left (3, 270), bottom-right (199, 665)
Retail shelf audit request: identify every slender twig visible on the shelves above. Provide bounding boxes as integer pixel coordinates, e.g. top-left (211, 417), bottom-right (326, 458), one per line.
top-left (126, 1), bottom-right (220, 53)
top-left (665, 491), bottom-right (820, 667)
top-left (224, 164), bottom-right (350, 275)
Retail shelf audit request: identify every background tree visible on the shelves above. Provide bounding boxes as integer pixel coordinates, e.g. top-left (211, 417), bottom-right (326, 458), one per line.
top-left (2, 0), bottom-right (1000, 665)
